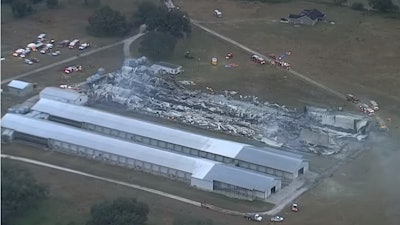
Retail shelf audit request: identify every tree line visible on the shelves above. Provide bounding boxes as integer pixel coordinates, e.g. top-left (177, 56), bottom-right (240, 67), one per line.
top-left (333, 0), bottom-right (399, 13)
top-left (86, 1), bottom-right (191, 60)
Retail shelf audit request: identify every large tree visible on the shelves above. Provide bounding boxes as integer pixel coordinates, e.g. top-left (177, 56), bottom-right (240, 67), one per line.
top-left (369, 0), bottom-right (399, 12)
top-left (138, 31), bottom-right (177, 60)
top-left (87, 5), bottom-right (129, 37)
top-left (86, 197), bottom-right (149, 225)
top-left (132, 1), bottom-right (167, 29)
top-left (1, 160), bottom-right (49, 225)
top-left (159, 9), bottom-right (191, 38)
top-left (132, 2), bottom-right (191, 38)
top-left (11, 0), bottom-right (34, 18)
top-left (46, 0), bottom-right (58, 9)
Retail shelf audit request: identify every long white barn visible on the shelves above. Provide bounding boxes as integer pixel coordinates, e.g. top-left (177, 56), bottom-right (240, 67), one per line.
top-left (1, 113), bottom-right (281, 199)
top-left (31, 98), bottom-right (309, 179)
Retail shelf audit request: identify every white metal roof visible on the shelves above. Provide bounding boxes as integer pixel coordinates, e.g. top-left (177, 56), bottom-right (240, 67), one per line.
top-left (238, 146), bottom-right (306, 173)
top-left (39, 87), bottom-right (85, 102)
top-left (31, 98), bottom-right (247, 158)
top-left (1, 113), bottom-right (216, 180)
top-left (8, 80), bottom-right (31, 89)
top-left (1, 113), bottom-right (281, 192)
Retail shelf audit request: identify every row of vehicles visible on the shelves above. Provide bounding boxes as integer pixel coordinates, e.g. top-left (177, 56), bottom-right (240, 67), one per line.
top-left (58, 39), bottom-right (90, 50)
top-left (64, 65), bottom-right (83, 74)
top-left (243, 203), bottom-right (299, 223)
top-left (12, 34), bottom-right (90, 62)
top-left (345, 94), bottom-right (379, 116)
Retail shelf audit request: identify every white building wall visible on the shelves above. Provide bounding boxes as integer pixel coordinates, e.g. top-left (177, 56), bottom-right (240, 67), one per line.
top-left (47, 138), bottom-right (195, 183)
top-left (255, 190), bottom-right (268, 199)
top-left (191, 177), bottom-right (213, 190)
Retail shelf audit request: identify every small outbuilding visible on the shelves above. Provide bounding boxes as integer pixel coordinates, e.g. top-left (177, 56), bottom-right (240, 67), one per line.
top-left (7, 80), bottom-right (34, 97)
top-left (150, 62), bottom-right (183, 75)
top-left (39, 87), bottom-right (88, 105)
top-left (288, 9), bottom-right (326, 26)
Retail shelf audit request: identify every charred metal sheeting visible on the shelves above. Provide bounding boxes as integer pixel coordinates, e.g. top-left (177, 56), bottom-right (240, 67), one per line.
top-left (83, 57), bottom-right (371, 155)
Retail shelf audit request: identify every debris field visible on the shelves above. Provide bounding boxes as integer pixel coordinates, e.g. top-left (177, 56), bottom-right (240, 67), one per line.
top-left (83, 57), bottom-right (371, 155)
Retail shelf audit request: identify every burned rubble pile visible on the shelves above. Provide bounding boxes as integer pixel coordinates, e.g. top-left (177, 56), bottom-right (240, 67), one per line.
top-left (84, 57), bottom-right (370, 155)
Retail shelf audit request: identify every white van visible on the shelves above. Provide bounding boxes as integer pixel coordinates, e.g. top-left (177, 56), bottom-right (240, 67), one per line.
top-left (68, 39), bottom-right (80, 49)
top-left (369, 100), bottom-right (379, 111)
top-left (37, 33), bottom-right (46, 41)
top-left (214, 9), bottom-right (223, 18)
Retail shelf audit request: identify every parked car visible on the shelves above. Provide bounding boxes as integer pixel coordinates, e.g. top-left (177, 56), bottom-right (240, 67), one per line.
top-left (78, 42), bottom-right (90, 50)
top-left (12, 48), bottom-right (25, 57)
top-left (52, 50), bottom-right (61, 56)
top-left (345, 93), bottom-right (360, 103)
top-left (214, 9), bottom-right (223, 18)
top-left (251, 54), bottom-right (266, 65)
top-left (64, 65), bottom-right (82, 74)
top-left (369, 100), bottom-right (379, 111)
top-left (30, 58), bottom-right (40, 63)
top-left (359, 103), bottom-right (374, 115)
top-left (225, 53), bottom-right (233, 59)
top-left (20, 48), bottom-right (31, 58)
top-left (291, 203), bottom-right (299, 212)
top-left (40, 43), bottom-right (53, 54)
top-left (37, 33), bottom-right (46, 41)
top-left (270, 216), bottom-right (284, 222)
top-left (24, 59), bottom-right (33, 65)
top-left (244, 213), bottom-right (262, 222)
top-left (68, 39), bottom-right (80, 49)
top-left (58, 40), bottom-right (70, 47)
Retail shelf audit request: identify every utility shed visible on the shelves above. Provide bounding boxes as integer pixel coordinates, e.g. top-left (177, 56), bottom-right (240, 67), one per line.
top-left (150, 62), bottom-right (183, 75)
top-left (39, 87), bottom-right (88, 105)
top-left (1, 113), bottom-right (281, 200)
top-left (30, 99), bottom-right (308, 181)
top-left (7, 80), bottom-right (34, 96)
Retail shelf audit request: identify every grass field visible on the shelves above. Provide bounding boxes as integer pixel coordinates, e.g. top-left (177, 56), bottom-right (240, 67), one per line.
top-left (174, 0), bottom-right (400, 114)
top-left (131, 26), bottom-right (345, 108)
top-left (2, 143), bottom-right (273, 225)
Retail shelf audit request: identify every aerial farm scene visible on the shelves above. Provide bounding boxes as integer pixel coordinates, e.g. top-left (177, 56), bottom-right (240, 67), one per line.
top-left (1, 0), bottom-right (399, 225)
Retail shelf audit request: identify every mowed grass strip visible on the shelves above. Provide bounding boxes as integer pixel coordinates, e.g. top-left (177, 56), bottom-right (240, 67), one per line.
top-left (3, 159), bottom-right (251, 225)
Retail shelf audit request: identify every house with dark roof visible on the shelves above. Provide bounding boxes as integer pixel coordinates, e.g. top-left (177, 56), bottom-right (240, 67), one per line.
top-left (288, 9), bottom-right (326, 26)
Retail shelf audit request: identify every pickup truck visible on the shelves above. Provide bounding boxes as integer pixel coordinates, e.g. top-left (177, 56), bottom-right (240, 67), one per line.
top-left (244, 213), bottom-right (262, 222)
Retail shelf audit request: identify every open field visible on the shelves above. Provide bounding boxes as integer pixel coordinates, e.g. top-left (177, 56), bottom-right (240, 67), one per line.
top-left (1, 0), bottom-right (400, 224)
top-left (0, 0), bottom-right (149, 79)
top-left (1, 159), bottom-right (244, 225)
top-left (131, 27), bottom-right (345, 109)
top-left (175, 0), bottom-right (400, 114)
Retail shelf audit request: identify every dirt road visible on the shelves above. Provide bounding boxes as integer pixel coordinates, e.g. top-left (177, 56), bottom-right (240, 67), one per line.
top-left (123, 33), bottom-right (146, 58)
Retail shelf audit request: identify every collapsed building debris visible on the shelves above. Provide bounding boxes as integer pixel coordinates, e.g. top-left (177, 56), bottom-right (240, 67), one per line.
top-left (82, 57), bottom-right (371, 155)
